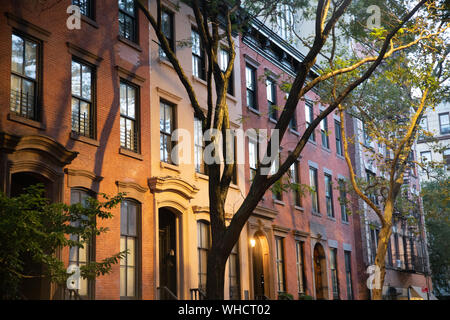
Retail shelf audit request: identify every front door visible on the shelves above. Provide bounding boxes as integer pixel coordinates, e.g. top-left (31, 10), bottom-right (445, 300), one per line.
top-left (158, 208), bottom-right (177, 299)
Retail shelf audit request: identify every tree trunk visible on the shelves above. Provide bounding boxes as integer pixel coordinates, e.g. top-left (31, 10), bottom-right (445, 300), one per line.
top-left (206, 245), bottom-right (227, 300)
top-left (372, 200), bottom-right (394, 300)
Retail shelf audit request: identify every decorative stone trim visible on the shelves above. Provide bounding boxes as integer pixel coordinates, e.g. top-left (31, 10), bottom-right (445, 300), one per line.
top-left (6, 12), bottom-right (51, 41)
top-left (116, 180), bottom-right (148, 202)
top-left (67, 42), bottom-right (103, 66)
top-left (272, 224), bottom-right (290, 236)
top-left (292, 229), bottom-right (310, 239)
top-left (156, 86), bottom-right (182, 102)
top-left (65, 168), bottom-right (103, 192)
top-left (251, 205), bottom-right (278, 221)
top-left (7, 113), bottom-right (45, 130)
top-left (148, 176), bottom-right (199, 200)
top-left (115, 65), bottom-right (146, 84)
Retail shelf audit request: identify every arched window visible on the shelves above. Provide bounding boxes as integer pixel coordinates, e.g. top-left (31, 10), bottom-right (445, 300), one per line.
top-left (69, 188), bottom-right (94, 299)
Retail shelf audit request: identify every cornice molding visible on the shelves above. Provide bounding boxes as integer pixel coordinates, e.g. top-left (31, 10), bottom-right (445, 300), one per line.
top-left (148, 176), bottom-right (199, 200)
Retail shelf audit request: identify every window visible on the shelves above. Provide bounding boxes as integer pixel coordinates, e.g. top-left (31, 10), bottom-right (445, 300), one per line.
top-left (194, 117), bottom-right (205, 174)
top-left (362, 121), bottom-right (371, 146)
top-left (69, 189), bottom-right (92, 299)
top-left (344, 251), bottom-right (353, 300)
top-left (271, 154), bottom-right (282, 201)
top-left (295, 241), bottom-right (306, 294)
top-left (288, 92), bottom-right (298, 131)
top-left (419, 116), bottom-right (428, 139)
top-left (443, 149), bottom-right (450, 168)
top-left (225, 131), bottom-right (238, 185)
top-left (305, 101), bottom-right (315, 142)
top-left (370, 228), bottom-right (379, 264)
top-left (219, 48), bottom-right (233, 95)
top-left (72, 0), bottom-right (94, 19)
top-left (120, 81), bottom-right (139, 152)
top-left (309, 167), bottom-right (319, 213)
top-left (439, 113), bottom-right (450, 135)
top-left (330, 248), bottom-right (340, 300)
top-left (266, 78), bottom-right (277, 120)
top-left (160, 9), bottom-right (174, 59)
top-left (246, 64), bottom-right (257, 110)
top-left (338, 179), bottom-right (348, 222)
top-left (249, 138), bottom-right (258, 180)
top-left (160, 100), bottom-right (175, 164)
top-left (276, 4), bottom-right (294, 40)
top-left (335, 120), bottom-right (343, 156)
top-left (71, 60), bottom-right (94, 138)
top-left (325, 174), bottom-right (334, 218)
top-left (275, 237), bottom-right (286, 293)
top-left (420, 151), bottom-right (432, 163)
top-left (120, 200), bottom-right (139, 299)
top-left (192, 29), bottom-right (205, 80)
top-left (320, 117), bottom-right (329, 149)
top-left (387, 238), bottom-right (393, 267)
top-left (290, 161), bottom-right (301, 207)
top-left (228, 245), bottom-right (240, 300)
top-left (365, 170), bottom-right (378, 205)
top-left (118, 0), bottom-right (137, 42)
top-left (197, 220), bottom-right (210, 292)
top-left (10, 33), bottom-right (39, 120)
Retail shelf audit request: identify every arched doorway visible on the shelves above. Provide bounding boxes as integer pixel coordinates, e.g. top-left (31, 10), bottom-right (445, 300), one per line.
top-left (10, 171), bottom-right (53, 300)
top-left (313, 243), bottom-right (328, 300)
top-left (158, 207), bottom-right (178, 299)
top-left (252, 232), bottom-right (270, 299)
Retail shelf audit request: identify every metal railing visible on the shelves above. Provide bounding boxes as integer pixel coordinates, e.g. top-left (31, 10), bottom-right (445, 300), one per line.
top-left (10, 89), bottom-right (36, 120)
top-left (120, 127), bottom-right (139, 152)
top-left (72, 110), bottom-right (92, 138)
top-left (157, 286), bottom-right (177, 300)
top-left (190, 288), bottom-right (206, 300)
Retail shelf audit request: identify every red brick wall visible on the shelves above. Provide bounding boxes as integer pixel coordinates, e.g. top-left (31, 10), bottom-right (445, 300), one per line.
top-left (240, 37), bottom-right (363, 299)
top-left (0, 0), bottom-right (154, 300)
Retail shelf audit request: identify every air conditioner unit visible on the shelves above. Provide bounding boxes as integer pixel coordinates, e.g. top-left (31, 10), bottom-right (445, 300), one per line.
top-left (395, 260), bottom-right (403, 269)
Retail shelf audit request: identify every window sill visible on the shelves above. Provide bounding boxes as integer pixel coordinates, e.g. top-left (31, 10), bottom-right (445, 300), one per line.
top-left (322, 146), bottom-right (331, 153)
top-left (158, 56), bottom-right (175, 70)
top-left (117, 35), bottom-right (142, 52)
top-left (195, 171), bottom-right (209, 181)
top-left (160, 161), bottom-right (180, 173)
top-left (289, 128), bottom-right (300, 136)
top-left (247, 107), bottom-right (261, 116)
top-left (341, 220), bottom-right (350, 225)
top-left (226, 93), bottom-right (237, 103)
top-left (81, 14), bottom-right (99, 29)
top-left (192, 75), bottom-right (207, 87)
top-left (294, 205), bottom-right (304, 212)
top-left (307, 139), bottom-right (317, 146)
top-left (7, 113), bottom-right (45, 130)
top-left (268, 117), bottom-right (278, 124)
top-left (70, 131), bottom-right (99, 147)
top-left (326, 215), bottom-right (336, 222)
top-left (336, 154), bottom-right (345, 160)
top-left (273, 199), bottom-right (285, 206)
top-left (311, 211), bottom-right (322, 217)
top-left (119, 147), bottom-right (143, 160)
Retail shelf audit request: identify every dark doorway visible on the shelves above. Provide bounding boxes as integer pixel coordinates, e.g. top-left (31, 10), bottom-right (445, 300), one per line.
top-left (158, 208), bottom-right (177, 299)
top-left (10, 172), bottom-right (53, 300)
top-left (313, 243), bottom-right (328, 300)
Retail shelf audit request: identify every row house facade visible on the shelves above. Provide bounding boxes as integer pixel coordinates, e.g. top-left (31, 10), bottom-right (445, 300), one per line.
top-left (350, 118), bottom-right (434, 300)
top-left (239, 19), bottom-right (361, 300)
top-left (0, 0), bottom-right (433, 301)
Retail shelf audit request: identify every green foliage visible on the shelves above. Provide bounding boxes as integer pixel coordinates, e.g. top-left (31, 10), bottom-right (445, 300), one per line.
top-left (298, 293), bottom-right (314, 300)
top-left (422, 175), bottom-right (450, 297)
top-left (278, 291), bottom-right (294, 300)
top-left (0, 184), bottom-right (126, 299)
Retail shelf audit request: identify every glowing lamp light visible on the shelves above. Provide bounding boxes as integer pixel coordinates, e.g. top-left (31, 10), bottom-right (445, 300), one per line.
top-left (250, 238), bottom-right (256, 248)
